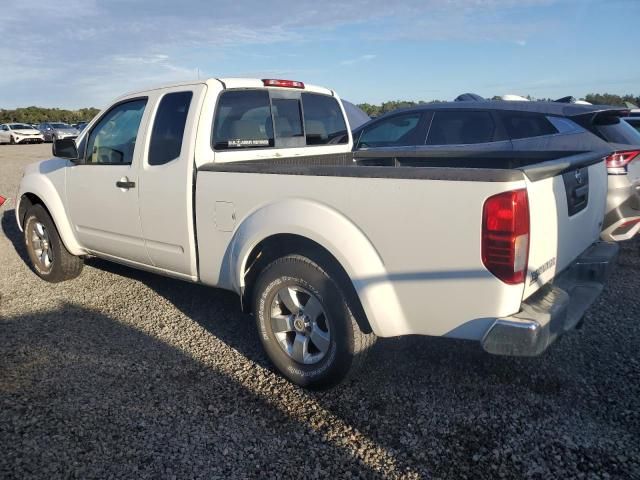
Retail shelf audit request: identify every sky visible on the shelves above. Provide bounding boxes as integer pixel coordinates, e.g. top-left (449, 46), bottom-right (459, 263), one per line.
top-left (1, 0), bottom-right (639, 109)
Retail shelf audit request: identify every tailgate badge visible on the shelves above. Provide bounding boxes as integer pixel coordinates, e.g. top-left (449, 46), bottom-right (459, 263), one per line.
top-left (529, 257), bottom-right (557, 286)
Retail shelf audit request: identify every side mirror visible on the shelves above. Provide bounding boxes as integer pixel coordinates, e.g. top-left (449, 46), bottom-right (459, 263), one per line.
top-left (52, 138), bottom-right (80, 162)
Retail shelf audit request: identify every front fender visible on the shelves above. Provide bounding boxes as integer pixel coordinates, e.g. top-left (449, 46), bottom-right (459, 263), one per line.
top-left (229, 198), bottom-right (407, 337)
top-left (17, 159), bottom-right (84, 256)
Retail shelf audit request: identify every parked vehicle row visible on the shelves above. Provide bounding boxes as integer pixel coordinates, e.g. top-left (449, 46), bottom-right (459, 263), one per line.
top-left (0, 123), bottom-right (45, 144)
top-left (14, 77), bottom-right (622, 389)
top-left (0, 122), bottom-right (88, 145)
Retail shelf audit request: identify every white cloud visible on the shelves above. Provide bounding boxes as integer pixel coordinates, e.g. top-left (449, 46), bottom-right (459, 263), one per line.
top-left (340, 54), bottom-right (377, 66)
top-left (0, 0), bottom-right (561, 107)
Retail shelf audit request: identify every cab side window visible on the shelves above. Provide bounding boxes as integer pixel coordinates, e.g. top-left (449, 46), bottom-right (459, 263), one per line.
top-left (85, 99), bottom-right (147, 165)
top-left (148, 91), bottom-right (193, 166)
top-left (357, 112), bottom-right (423, 148)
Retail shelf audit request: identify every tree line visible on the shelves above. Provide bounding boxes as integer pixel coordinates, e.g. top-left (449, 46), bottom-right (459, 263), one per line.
top-left (356, 93), bottom-right (640, 117)
top-left (2, 91), bottom-right (639, 123)
top-left (0, 106), bottom-right (100, 124)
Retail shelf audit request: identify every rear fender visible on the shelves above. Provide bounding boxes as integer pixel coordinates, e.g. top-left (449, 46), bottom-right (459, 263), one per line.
top-left (229, 198), bottom-right (406, 337)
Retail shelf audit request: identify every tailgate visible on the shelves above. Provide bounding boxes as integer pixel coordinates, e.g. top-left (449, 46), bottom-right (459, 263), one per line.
top-left (522, 152), bottom-right (609, 299)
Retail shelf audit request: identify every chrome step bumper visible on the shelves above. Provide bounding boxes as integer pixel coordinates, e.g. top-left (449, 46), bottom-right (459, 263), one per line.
top-left (482, 242), bottom-right (619, 356)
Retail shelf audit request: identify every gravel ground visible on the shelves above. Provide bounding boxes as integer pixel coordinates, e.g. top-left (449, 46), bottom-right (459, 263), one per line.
top-left (1, 143), bottom-right (639, 479)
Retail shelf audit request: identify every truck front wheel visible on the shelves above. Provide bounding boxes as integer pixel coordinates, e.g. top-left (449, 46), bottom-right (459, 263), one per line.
top-left (24, 204), bottom-right (83, 283)
top-left (253, 254), bottom-right (375, 389)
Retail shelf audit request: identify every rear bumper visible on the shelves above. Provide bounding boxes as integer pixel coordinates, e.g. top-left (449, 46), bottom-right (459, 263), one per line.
top-left (482, 242), bottom-right (619, 356)
top-left (601, 177), bottom-right (640, 241)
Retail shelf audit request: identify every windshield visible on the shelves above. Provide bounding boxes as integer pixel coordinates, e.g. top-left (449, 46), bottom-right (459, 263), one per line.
top-left (596, 118), bottom-right (640, 145)
top-left (51, 123), bottom-right (69, 129)
top-left (9, 124), bottom-right (33, 130)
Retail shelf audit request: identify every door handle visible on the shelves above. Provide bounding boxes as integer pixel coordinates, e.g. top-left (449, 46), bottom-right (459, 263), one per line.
top-left (116, 180), bottom-right (136, 189)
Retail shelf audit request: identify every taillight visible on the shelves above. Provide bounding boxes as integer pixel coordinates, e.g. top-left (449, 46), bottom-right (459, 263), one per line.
top-left (0, 195), bottom-right (5, 207)
top-left (605, 150), bottom-right (640, 174)
top-left (482, 189), bottom-right (530, 285)
top-left (262, 79), bottom-right (305, 89)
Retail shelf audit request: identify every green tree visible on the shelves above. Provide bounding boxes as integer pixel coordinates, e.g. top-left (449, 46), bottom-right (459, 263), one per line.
top-left (0, 106), bottom-right (100, 124)
top-left (583, 93), bottom-right (640, 107)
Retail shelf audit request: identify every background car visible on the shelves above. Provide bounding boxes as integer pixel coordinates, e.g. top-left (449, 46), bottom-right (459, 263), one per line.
top-left (341, 100), bottom-right (370, 129)
top-left (75, 121), bottom-right (89, 132)
top-left (352, 100), bottom-right (640, 241)
top-left (0, 123), bottom-right (45, 144)
top-left (624, 117), bottom-right (640, 133)
top-left (37, 122), bottom-right (79, 142)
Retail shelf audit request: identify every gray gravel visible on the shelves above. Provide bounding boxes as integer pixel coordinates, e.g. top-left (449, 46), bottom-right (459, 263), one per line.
top-left (1, 143), bottom-right (639, 479)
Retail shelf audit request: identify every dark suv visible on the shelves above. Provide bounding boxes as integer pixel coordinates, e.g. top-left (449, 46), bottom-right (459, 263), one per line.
top-left (352, 101), bottom-right (640, 241)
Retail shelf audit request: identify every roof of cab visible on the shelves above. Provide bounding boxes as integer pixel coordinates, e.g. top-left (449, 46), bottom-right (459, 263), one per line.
top-left (113, 77), bottom-right (334, 103)
top-left (214, 78), bottom-right (333, 96)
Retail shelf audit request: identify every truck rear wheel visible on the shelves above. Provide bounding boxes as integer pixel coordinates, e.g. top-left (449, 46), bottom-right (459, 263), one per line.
top-left (253, 254), bottom-right (376, 389)
top-left (24, 204), bottom-right (83, 283)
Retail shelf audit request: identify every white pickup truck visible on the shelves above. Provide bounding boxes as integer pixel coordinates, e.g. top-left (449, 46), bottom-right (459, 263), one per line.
top-left (16, 78), bottom-right (618, 388)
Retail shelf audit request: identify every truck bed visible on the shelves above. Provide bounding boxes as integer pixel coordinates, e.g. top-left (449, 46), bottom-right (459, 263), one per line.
top-left (195, 149), bottom-right (609, 340)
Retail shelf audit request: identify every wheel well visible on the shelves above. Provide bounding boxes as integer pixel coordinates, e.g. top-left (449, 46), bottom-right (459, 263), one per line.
top-left (18, 193), bottom-right (46, 229)
top-left (241, 234), bottom-right (373, 334)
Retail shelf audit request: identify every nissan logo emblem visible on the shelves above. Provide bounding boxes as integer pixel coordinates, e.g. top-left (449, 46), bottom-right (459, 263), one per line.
top-left (575, 169), bottom-right (584, 185)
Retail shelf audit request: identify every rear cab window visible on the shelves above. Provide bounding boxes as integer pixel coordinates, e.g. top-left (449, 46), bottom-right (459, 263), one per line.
top-left (212, 88), bottom-right (348, 151)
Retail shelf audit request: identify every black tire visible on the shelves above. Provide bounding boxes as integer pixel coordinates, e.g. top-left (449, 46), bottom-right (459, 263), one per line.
top-left (24, 204), bottom-right (83, 283)
top-left (253, 254), bottom-right (376, 389)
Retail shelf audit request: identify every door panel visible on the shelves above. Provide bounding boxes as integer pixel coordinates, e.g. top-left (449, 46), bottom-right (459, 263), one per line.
top-left (66, 98), bottom-right (151, 263)
top-left (138, 85), bottom-right (205, 277)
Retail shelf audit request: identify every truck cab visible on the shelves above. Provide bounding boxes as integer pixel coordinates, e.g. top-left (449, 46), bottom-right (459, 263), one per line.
top-left (18, 78), bottom-right (352, 281)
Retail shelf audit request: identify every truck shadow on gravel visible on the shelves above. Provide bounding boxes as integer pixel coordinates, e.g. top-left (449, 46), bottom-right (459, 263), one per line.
top-left (0, 304), bottom-right (402, 479)
top-left (3, 209), bottom-right (639, 478)
top-left (1, 209), bottom-right (31, 266)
